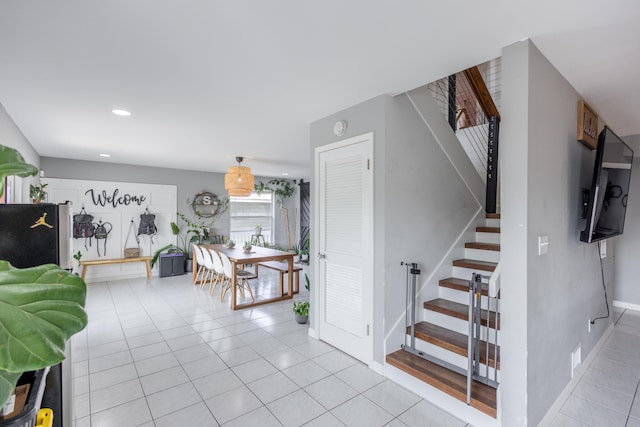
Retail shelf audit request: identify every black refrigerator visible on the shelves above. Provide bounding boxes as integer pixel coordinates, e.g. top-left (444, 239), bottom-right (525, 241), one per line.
top-left (0, 203), bottom-right (73, 427)
top-left (0, 203), bottom-right (72, 269)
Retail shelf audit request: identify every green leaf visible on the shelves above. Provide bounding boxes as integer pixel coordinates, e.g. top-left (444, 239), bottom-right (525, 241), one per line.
top-left (0, 145), bottom-right (38, 197)
top-left (0, 262), bottom-right (87, 405)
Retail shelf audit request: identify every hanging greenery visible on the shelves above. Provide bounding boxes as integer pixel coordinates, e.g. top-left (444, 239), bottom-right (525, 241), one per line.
top-left (254, 179), bottom-right (296, 249)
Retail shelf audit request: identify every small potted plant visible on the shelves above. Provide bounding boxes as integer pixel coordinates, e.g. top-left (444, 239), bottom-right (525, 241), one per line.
top-left (29, 183), bottom-right (47, 203)
top-left (293, 273), bottom-right (311, 324)
top-left (72, 251), bottom-right (83, 275)
top-left (293, 301), bottom-right (309, 324)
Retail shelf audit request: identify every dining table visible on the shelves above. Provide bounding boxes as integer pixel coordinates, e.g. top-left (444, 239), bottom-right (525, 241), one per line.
top-left (195, 244), bottom-right (295, 310)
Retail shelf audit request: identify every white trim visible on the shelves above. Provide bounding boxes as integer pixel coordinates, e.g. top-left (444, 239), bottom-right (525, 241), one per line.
top-left (385, 363), bottom-right (499, 427)
top-left (537, 322), bottom-right (615, 427)
top-left (308, 327), bottom-right (319, 339)
top-left (613, 300), bottom-right (640, 312)
top-left (369, 360), bottom-right (385, 375)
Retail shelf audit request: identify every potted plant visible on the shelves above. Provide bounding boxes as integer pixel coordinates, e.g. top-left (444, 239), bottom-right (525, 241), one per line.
top-left (293, 301), bottom-right (309, 324)
top-left (29, 183), bottom-right (47, 203)
top-left (255, 225), bottom-right (262, 236)
top-left (0, 145), bottom-right (88, 419)
top-left (72, 251), bottom-right (83, 275)
top-left (151, 206), bottom-right (228, 271)
top-left (293, 273), bottom-right (311, 324)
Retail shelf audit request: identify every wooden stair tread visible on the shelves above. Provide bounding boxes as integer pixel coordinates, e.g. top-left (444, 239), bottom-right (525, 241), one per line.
top-left (386, 349), bottom-right (496, 418)
top-left (424, 299), bottom-right (500, 329)
top-left (439, 277), bottom-right (488, 296)
top-left (465, 242), bottom-right (500, 251)
top-left (476, 226), bottom-right (500, 233)
top-left (485, 213), bottom-right (500, 219)
top-left (408, 322), bottom-right (500, 369)
top-left (452, 259), bottom-right (496, 272)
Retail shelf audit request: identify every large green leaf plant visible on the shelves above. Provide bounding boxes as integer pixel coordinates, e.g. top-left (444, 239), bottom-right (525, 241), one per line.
top-left (0, 144), bottom-right (88, 407)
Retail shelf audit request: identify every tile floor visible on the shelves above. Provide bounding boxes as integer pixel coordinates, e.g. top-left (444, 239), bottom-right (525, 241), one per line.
top-left (71, 269), bottom-right (640, 427)
top-left (71, 269), bottom-right (471, 427)
top-left (551, 308), bottom-right (640, 427)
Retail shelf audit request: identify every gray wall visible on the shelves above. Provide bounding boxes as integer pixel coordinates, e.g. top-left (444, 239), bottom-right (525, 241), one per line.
top-left (384, 91), bottom-right (483, 352)
top-left (501, 39), bottom-right (614, 426)
top-left (40, 157), bottom-right (297, 248)
top-left (309, 91), bottom-right (484, 366)
top-left (614, 133), bottom-right (640, 305)
top-left (0, 102), bottom-right (40, 198)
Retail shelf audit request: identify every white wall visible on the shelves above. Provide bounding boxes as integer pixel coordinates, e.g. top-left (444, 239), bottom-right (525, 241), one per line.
top-left (0, 102), bottom-right (40, 201)
top-left (500, 39), bottom-right (615, 426)
top-left (614, 133), bottom-right (640, 306)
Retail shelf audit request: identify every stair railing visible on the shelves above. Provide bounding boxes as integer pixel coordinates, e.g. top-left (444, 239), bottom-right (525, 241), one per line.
top-left (466, 272), bottom-right (500, 405)
top-left (427, 59), bottom-right (501, 213)
top-left (401, 262), bottom-right (468, 377)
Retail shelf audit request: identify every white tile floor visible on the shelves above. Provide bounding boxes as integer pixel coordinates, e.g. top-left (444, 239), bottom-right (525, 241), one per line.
top-left (71, 269), bottom-right (471, 427)
top-left (551, 308), bottom-right (640, 427)
top-left (71, 269), bottom-right (640, 427)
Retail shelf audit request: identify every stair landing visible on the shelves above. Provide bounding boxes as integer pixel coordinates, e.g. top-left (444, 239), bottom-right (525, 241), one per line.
top-left (386, 349), bottom-right (497, 418)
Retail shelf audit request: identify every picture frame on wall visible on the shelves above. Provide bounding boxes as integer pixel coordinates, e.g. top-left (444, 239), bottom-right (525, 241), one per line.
top-left (577, 100), bottom-right (598, 150)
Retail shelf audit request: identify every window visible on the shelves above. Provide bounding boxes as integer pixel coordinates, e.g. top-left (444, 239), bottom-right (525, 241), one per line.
top-left (229, 192), bottom-right (273, 246)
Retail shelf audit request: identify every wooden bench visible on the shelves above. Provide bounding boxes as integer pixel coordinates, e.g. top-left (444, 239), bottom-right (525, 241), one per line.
top-left (256, 261), bottom-right (303, 294)
top-left (81, 256), bottom-right (153, 280)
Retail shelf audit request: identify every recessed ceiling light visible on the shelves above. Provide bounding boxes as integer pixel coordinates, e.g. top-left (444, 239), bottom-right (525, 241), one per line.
top-left (111, 109), bottom-right (131, 116)
top-left (99, 153), bottom-right (111, 158)
top-left (281, 173), bottom-right (289, 176)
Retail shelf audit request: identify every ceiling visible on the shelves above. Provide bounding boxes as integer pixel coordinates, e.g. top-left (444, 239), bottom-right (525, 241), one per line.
top-left (1, 1), bottom-right (639, 179)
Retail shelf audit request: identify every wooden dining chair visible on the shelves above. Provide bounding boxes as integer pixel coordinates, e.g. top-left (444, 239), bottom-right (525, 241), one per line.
top-left (207, 248), bottom-right (225, 297)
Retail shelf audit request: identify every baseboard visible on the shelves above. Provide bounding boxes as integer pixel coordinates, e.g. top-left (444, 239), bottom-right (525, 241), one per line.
top-left (307, 327), bottom-right (319, 339)
top-left (369, 360), bottom-right (384, 375)
top-left (613, 300), bottom-right (640, 312)
top-left (537, 321), bottom-right (615, 427)
top-left (385, 363), bottom-right (498, 427)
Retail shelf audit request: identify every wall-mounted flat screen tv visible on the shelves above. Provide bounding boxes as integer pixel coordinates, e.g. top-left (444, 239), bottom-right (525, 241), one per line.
top-left (580, 126), bottom-right (634, 243)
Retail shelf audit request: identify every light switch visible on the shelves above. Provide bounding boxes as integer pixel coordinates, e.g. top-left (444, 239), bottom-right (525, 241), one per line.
top-left (600, 240), bottom-right (606, 258)
top-left (538, 235), bottom-right (549, 255)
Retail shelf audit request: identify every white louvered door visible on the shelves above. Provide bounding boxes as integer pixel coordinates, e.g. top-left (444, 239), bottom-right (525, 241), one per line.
top-left (315, 132), bottom-right (373, 363)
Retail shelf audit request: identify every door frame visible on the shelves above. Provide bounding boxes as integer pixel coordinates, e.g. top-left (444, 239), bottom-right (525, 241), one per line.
top-left (312, 132), bottom-right (374, 364)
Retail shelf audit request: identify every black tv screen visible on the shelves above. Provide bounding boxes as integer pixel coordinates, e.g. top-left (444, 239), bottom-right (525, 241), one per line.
top-left (580, 126), bottom-right (634, 243)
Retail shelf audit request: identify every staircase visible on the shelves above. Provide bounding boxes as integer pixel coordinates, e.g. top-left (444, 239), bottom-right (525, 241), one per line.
top-left (386, 213), bottom-right (501, 418)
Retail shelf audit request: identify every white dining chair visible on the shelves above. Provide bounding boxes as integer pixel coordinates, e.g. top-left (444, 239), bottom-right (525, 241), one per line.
top-left (207, 248), bottom-right (225, 297)
top-left (218, 251), bottom-right (255, 303)
top-left (192, 244), bottom-right (207, 285)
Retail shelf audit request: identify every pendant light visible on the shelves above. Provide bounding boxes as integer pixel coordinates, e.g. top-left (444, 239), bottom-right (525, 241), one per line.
top-left (224, 156), bottom-right (254, 197)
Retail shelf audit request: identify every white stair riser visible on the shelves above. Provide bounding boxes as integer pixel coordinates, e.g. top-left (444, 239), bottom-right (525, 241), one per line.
top-left (464, 248), bottom-right (500, 263)
top-left (475, 232), bottom-right (500, 244)
top-left (484, 218), bottom-right (500, 228)
top-left (422, 310), bottom-right (499, 343)
top-left (453, 266), bottom-right (495, 281)
top-left (438, 287), bottom-right (496, 311)
top-left (406, 336), bottom-right (501, 380)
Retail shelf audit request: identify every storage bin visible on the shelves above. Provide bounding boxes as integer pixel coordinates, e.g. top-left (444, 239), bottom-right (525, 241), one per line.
top-left (159, 253), bottom-right (185, 277)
